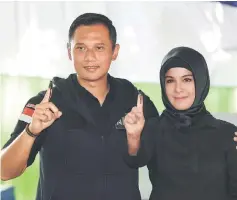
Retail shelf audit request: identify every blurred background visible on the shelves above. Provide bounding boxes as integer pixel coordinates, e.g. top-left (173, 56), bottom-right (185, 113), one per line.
top-left (1, 1), bottom-right (237, 200)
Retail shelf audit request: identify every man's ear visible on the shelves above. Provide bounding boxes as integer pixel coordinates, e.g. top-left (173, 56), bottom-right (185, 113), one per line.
top-left (67, 43), bottom-right (72, 60)
top-left (112, 44), bottom-right (120, 61)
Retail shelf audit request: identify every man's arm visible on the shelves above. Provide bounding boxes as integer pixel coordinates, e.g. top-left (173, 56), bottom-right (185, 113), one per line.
top-left (1, 88), bottom-right (62, 181)
top-left (1, 128), bottom-right (37, 180)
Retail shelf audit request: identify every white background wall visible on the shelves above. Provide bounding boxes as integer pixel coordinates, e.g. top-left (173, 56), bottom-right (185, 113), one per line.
top-left (0, 1), bottom-right (237, 86)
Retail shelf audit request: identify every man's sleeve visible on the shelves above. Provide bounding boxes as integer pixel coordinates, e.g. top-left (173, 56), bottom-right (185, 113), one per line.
top-left (2, 93), bottom-right (44, 167)
top-left (225, 124), bottom-right (237, 199)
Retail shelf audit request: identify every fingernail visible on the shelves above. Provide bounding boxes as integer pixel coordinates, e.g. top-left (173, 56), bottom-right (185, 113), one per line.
top-left (235, 132), bottom-right (237, 136)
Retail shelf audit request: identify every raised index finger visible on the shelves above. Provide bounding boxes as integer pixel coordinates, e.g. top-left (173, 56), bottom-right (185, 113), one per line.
top-left (137, 92), bottom-right (143, 112)
top-left (41, 88), bottom-right (51, 103)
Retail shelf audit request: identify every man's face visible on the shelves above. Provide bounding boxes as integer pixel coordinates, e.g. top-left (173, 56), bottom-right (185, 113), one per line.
top-left (68, 24), bottom-right (119, 82)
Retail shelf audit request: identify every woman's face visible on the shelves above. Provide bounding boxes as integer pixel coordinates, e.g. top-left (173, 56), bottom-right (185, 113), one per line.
top-left (165, 67), bottom-right (195, 110)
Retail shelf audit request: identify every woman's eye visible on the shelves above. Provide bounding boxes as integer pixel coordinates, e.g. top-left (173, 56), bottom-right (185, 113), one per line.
top-left (184, 78), bottom-right (192, 82)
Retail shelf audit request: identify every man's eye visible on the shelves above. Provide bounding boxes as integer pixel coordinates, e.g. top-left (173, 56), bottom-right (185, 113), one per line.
top-left (166, 79), bottom-right (173, 84)
top-left (96, 46), bottom-right (104, 51)
top-left (77, 46), bottom-right (86, 51)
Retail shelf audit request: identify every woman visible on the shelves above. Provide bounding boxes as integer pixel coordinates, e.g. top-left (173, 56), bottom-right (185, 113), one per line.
top-left (124, 46), bottom-right (237, 200)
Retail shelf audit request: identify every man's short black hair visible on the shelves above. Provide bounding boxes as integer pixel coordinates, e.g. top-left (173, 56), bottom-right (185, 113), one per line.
top-left (68, 13), bottom-right (117, 50)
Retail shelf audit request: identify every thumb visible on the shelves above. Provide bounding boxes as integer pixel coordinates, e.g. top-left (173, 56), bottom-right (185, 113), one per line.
top-left (41, 88), bottom-right (51, 103)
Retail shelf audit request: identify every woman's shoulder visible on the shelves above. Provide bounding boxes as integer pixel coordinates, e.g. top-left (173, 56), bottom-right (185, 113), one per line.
top-left (209, 114), bottom-right (236, 130)
top-left (212, 118), bottom-right (237, 150)
top-left (217, 119), bottom-right (237, 132)
top-left (146, 116), bottom-right (161, 126)
top-left (145, 113), bottom-right (172, 134)
top-left (208, 114), bottom-right (237, 136)
top-left (144, 116), bottom-right (165, 134)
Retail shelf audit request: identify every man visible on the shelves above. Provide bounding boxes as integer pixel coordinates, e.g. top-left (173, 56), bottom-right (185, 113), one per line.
top-left (1, 13), bottom-right (158, 200)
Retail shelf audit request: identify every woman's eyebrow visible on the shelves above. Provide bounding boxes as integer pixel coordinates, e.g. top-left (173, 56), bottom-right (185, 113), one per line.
top-left (182, 74), bottom-right (193, 78)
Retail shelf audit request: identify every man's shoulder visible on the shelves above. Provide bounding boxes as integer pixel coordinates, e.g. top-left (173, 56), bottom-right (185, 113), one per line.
top-left (26, 91), bottom-right (46, 105)
top-left (110, 75), bottom-right (139, 97)
top-left (111, 76), bottom-right (136, 89)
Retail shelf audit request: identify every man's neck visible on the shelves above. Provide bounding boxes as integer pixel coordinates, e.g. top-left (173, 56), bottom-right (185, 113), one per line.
top-left (77, 75), bottom-right (110, 105)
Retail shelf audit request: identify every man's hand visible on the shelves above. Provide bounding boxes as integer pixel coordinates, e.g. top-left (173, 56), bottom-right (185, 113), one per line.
top-left (28, 88), bottom-right (62, 135)
top-left (234, 132), bottom-right (237, 149)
